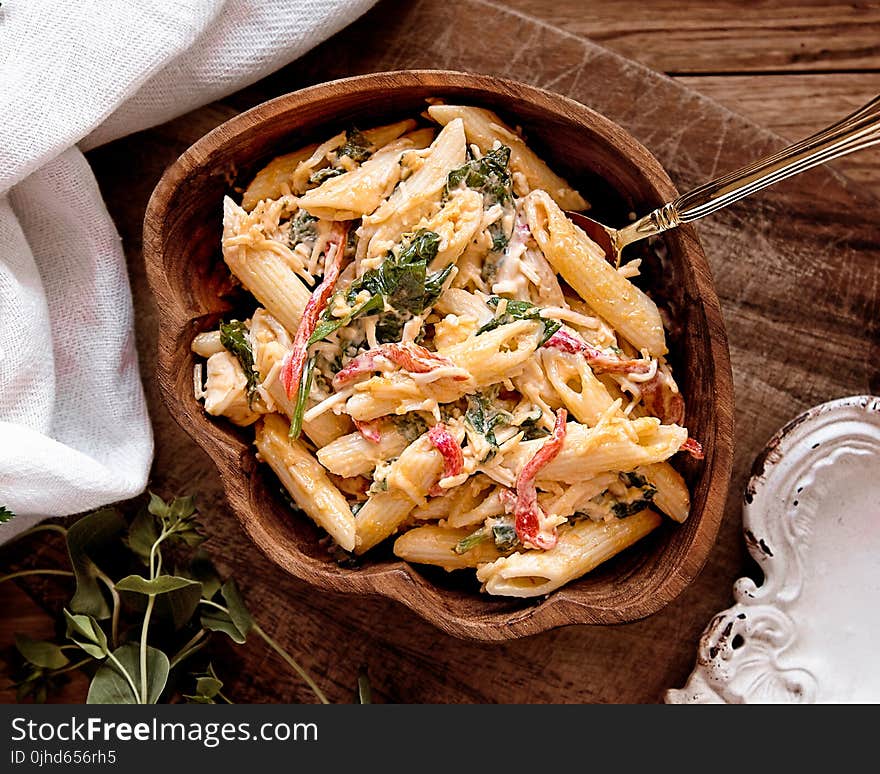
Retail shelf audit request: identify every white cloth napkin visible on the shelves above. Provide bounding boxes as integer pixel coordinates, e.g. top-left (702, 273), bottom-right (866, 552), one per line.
top-left (0, 0), bottom-right (376, 541)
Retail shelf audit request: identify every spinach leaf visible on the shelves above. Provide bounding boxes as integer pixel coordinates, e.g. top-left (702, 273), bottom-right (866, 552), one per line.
top-left (289, 210), bottom-right (318, 248)
top-left (491, 521), bottom-right (519, 551)
top-left (464, 392), bottom-right (510, 449)
top-left (309, 230), bottom-right (448, 347)
top-left (308, 293), bottom-right (384, 345)
top-left (454, 519), bottom-right (519, 555)
top-left (338, 128), bottom-right (373, 163)
top-left (447, 145), bottom-right (514, 252)
top-left (0, 505), bottom-right (14, 523)
top-left (475, 296), bottom-right (561, 344)
top-left (447, 145), bottom-right (512, 205)
top-left (219, 320), bottom-right (260, 405)
top-left (453, 526), bottom-right (490, 555)
top-left (308, 167), bottom-right (345, 185)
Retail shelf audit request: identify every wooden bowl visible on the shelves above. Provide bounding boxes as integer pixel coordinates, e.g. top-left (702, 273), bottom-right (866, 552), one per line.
top-left (144, 70), bottom-right (734, 641)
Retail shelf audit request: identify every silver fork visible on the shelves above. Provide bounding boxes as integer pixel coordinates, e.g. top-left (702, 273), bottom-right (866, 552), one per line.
top-left (567, 95), bottom-right (880, 265)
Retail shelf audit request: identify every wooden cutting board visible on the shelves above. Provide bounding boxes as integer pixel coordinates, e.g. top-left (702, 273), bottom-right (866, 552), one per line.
top-left (13, 0), bottom-right (880, 703)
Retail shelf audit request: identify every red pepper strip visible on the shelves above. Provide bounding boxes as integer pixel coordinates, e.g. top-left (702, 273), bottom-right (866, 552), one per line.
top-left (427, 423), bottom-right (464, 496)
top-left (543, 330), bottom-right (651, 375)
top-left (640, 371), bottom-right (685, 425)
top-left (332, 342), bottom-right (464, 389)
top-left (280, 222), bottom-right (349, 398)
top-left (354, 419), bottom-right (382, 444)
top-left (680, 438), bottom-right (705, 459)
top-left (514, 408), bottom-right (567, 550)
top-left (428, 423), bottom-right (464, 479)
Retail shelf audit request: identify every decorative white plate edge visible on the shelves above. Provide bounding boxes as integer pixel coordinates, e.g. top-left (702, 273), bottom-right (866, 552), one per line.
top-left (664, 394), bottom-right (880, 704)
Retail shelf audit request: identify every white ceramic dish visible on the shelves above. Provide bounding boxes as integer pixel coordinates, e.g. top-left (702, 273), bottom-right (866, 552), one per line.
top-left (666, 395), bottom-right (880, 704)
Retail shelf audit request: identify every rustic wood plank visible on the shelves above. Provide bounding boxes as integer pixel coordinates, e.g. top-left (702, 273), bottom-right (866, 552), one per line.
top-left (678, 73), bottom-right (880, 199)
top-left (504, 0), bottom-right (880, 73)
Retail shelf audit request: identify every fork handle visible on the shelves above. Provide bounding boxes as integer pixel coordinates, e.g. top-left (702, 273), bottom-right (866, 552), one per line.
top-left (616, 94), bottom-right (880, 250)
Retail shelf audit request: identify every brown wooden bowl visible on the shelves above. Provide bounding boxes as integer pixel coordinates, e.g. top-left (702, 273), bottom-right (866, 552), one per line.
top-left (144, 70), bottom-right (734, 641)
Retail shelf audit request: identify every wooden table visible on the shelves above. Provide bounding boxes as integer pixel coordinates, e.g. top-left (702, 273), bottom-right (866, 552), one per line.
top-left (3, 0), bottom-right (879, 703)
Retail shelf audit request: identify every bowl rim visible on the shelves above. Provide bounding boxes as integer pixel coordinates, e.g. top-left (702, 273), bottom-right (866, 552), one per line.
top-left (143, 69), bottom-right (735, 640)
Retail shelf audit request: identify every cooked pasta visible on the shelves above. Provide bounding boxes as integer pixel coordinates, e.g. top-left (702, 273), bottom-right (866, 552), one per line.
top-left (192, 103), bottom-right (702, 598)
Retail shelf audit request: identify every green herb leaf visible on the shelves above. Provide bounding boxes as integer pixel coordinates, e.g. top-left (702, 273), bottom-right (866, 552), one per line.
top-left (310, 230), bottom-right (445, 347)
top-left (87, 643), bottom-right (168, 704)
top-left (289, 210), bottom-right (318, 248)
top-left (116, 574), bottom-right (203, 630)
top-left (447, 145), bottom-right (514, 252)
top-left (476, 296), bottom-right (561, 344)
top-left (447, 145), bottom-right (512, 205)
top-left (308, 292), bottom-right (384, 345)
top-left (289, 354), bottom-right (316, 440)
top-left (219, 320), bottom-right (260, 406)
top-left (187, 550), bottom-right (222, 601)
top-left (147, 492), bottom-right (203, 548)
top-left (620, 471), bottom-right (649, 489)
top-left (125, 507), bottom-right (159, 566)
top-left (0, 505), bottom-right (14, 523)
top-left (338, 127), bottom-right (373, 163)
top-left (423, 263), bottom-right (455, 309)
top-left (201, 580), bottom-right (253, 644)
top-left (464, 392), bottom-right (510, 449)
top-left (184, 664), bottom-right (226, 704)
top-left (63, 610), bottom-right (109, 659)
top-left (453, 526), bottom-right (491, 555)
top-left (491, 522), bottom-right (519, 551)
top-left (309, 167), bottom-right (345, 185)
top-left (14, 635), bottom-right (69, 670)
top-left (66, 508), bottom-right (126, 619)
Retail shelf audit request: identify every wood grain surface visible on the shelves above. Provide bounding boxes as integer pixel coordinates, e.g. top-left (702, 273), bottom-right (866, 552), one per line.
top-left (3, 0), bottom-right (878, 703)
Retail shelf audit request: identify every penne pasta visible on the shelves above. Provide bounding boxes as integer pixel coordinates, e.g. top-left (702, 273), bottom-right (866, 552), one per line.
top-left (525, 190), bottom-right (667, 356)
top-left (427, 104), bottom-right (588, 211)
top-left (355, 433), bottom-right (444, 553)
top-left (394, 525), bottom-right (504, 570)
top-left (317, 427), bottom-right (409, 478)
top-left (255, 414), bottom-right (356, 551)
top-left (298, 134), bottom-right (433, 221)
top-left (476, 508), bottom-right (662, 597)
top-left (194, 105), bottom-right (700, 599)
top-left (222, 197), bottom-right (311, 335)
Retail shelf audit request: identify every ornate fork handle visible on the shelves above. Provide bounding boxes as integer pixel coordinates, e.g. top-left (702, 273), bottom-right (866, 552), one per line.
top-left (618, 95), bottom-right (880, 248)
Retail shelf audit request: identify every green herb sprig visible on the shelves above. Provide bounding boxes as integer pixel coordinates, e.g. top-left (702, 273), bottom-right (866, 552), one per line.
top-left (1, 494), bottom-right (331, 704)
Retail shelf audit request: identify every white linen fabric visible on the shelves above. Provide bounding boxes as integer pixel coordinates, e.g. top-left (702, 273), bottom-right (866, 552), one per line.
top-left (0, 0), bottom-right (376, 540)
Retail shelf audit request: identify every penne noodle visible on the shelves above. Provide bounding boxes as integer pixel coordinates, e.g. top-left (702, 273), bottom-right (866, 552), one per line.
top-left (242, 143), bottom-right (320, 210)
top-left (298, 134), bottom-right (433, 221)
top-left (361, 118), bottom-right (467, 260)
top-left (255, 414), bottom-right (356, 552)
top-left (317, 428), bottom-right (409, 478)
top-left (428, 104), bottom-right (587, 211)
top-left (394, 525), bottom-right (504, 570)
top-left (476, 508), bottom-right (662, 597)
top-left (355, 434), bottom-right (444, 554)
top-left (222, 197), bottom-right (311, 335)
top-left (525, 190), bottom-right (667, 356)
